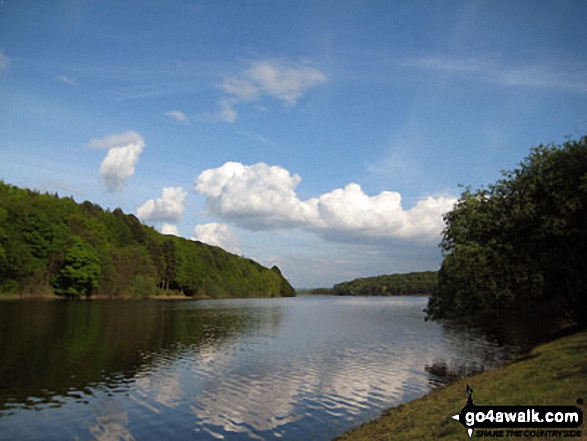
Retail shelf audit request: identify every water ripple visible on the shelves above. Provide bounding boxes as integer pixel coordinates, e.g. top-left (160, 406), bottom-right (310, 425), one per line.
top-left (0, 297), bottom-right (518, 441)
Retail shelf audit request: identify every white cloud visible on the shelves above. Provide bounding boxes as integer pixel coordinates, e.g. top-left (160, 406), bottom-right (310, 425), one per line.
top-left (165, 110), bottom-right (188, 122)
top-left (191, 223), bottom-right (241, 254)
top-left (211, 59), bottom-right (327, 122)
top-left (315, 184), bottom-right (454, 243)
top-left (243, 60), bottom-right (327, 105)
top-left (195, 162), bottom-right (319, 230)
top-left (194, 162), bottom-right (456, 244)
top-left (100, 144), bottom-right (144, 192)
top-left (88, 131), bottom-right (145, 192)
top-left (137, 187), bottom-right (187, 223)
top-left (403, 55), bottom-right (587, 94)
top-left (87, 130), bottom-right (144, 150)
top-left (160, 223), bottom-right (180, 236)
top-left (217, 99), bottom-right (238, 123)
top-left (0, 51), bottom-right (10, 71)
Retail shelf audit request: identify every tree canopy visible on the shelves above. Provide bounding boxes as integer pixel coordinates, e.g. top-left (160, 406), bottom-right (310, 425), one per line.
top-left (0, 182), bottom-right (295, 299)
top-left (332, 271), bottom-right (437, 297)
top-left (426, 137), bottom-right (587, 331)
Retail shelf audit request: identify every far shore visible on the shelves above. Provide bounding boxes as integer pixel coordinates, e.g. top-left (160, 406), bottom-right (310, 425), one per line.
top-left (0, 292), bottom-right (434, 301)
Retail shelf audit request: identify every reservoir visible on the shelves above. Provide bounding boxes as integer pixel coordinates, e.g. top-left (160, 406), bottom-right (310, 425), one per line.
top-left (0, 296), bottom-right (513, 440)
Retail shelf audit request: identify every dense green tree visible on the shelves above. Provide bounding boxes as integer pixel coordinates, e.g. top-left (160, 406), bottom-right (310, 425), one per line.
top-left (426, 137), bottom-right (587, 329)
top-left (161, 240), bottom-right (177, 291)
top-left (0, 208), bottom-right (9, 280)
top-left (54, 238), bottom-right (102, 297)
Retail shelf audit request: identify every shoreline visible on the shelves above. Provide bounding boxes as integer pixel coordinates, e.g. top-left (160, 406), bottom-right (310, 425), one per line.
top-left (0, 293), bottom-right (430, 301)
top-left (0, 293), bottom-right (214, 301)
top-left (335, 328), bottom-right (587, 440)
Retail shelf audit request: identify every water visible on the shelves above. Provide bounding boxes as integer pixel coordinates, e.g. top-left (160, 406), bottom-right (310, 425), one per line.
top-left (0, 296), bottom-right (516, 440)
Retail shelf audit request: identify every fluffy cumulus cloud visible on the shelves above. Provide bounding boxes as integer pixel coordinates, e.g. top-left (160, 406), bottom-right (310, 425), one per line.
top-left (214, 59), bottom-right (327, 122)
top-left (87, 131), bottom-right (145, 192)
top-left (192, 223), bottom-right (241, 254)
top-left (195, 162), bottom-right (320, 229)
top-left (137, 187), bottom-right (187, 223)
top-left (160, 223), bottom-right (180, 236)
top-left (315, 184), bottom-right (453, 243)
top-left (194, 162), bottom-right (456, 245)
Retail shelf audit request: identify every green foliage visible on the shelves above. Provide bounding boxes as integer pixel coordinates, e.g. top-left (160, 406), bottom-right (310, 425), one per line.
top-left (427, 137), bottom-right (587, 329)
top-left (0, 181), bottom-right (295, 299)
top-left (332, 271), bottom-right (437, 296)
top-left (272, 265), bottom-right (296, 297)
top-left (305, 288), bottom-right (332, 296)
top-left (54, 237), bottom-right (101, 297)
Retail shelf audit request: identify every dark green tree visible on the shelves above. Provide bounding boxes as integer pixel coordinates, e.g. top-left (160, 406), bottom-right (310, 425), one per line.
top-left (54, 238), bottom-right (102, 297)
top-left (161, 239), bottom-right (177, 291)
top-left (427, 137), bottom-right (587, 330)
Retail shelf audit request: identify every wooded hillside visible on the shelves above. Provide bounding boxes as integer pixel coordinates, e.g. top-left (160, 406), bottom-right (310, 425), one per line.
top-left (332, 271), bottom-right (437, 296)
top-left (0, 182), bottom-right (295, 299)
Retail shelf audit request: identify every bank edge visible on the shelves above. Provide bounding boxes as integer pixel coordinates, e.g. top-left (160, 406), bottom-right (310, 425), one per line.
top-left (335, 329), bottom-right (587, 441)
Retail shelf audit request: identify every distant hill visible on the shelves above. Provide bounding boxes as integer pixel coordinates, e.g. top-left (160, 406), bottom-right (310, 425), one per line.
top-left (0, 181), bottom-right (295, 299)
top-left (331, 271), bottom-right (437, 296)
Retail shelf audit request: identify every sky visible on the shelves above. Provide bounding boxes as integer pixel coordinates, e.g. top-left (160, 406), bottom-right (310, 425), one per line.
top-left (1, 1), bottom-right (587, 288)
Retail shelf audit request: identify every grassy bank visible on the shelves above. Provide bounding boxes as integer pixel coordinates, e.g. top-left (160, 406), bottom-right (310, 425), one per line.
top-left (336, 329), bottom-right (587, 440)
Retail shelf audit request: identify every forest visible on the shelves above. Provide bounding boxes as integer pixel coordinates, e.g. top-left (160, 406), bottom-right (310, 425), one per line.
top-left (330, 271), bottom-right (437, 296)
top-left (426, 137), bottom-right (587, 332)
top-left (0, 182), bottom-right (295, 299)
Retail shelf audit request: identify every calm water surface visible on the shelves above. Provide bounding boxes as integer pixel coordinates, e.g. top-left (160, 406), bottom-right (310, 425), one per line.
top-left (0, 296), bottom-right (515, 440)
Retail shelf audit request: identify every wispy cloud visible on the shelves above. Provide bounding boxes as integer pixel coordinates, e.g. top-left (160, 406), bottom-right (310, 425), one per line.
top-left (235, 130), bottom-right (276, 148)
top-left (219, 59), bottom-right (327, 105)
top-left (403, 55), bottom-right (587, 94)
top-left (86, 130), bottom-right (144, 150)
top-left (217, 99), bottom-right (238, 123)
top-left (207, 59), bottom-right (327, 123)
top-left (165, 110), bottom-right (188, 123)
top-left (0, 51), bottom-right (10, 71)
top-left (57, 74), bottom-right (76, 84)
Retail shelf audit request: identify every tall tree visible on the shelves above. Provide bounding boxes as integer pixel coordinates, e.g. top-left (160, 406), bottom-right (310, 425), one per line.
top-left (426, 137), bottom-right (587, 330)
top-left (54, 238), bottom-right (101, 297)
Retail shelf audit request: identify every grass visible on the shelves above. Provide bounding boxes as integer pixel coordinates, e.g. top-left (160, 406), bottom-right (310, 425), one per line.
top-left (336, 329), bottom-right (587, 440)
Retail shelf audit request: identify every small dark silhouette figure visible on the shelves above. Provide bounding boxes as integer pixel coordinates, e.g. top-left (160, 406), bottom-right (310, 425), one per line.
top-left (466, 385), bottom-right (474, 405)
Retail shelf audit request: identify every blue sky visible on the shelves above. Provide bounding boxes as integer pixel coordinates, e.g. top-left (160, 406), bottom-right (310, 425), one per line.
top-left (1, 1), bottom-right (587, 288)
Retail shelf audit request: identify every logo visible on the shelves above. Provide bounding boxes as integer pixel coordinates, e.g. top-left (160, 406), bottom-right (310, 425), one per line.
top-left (451, 385), bottom-right (583, 438)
